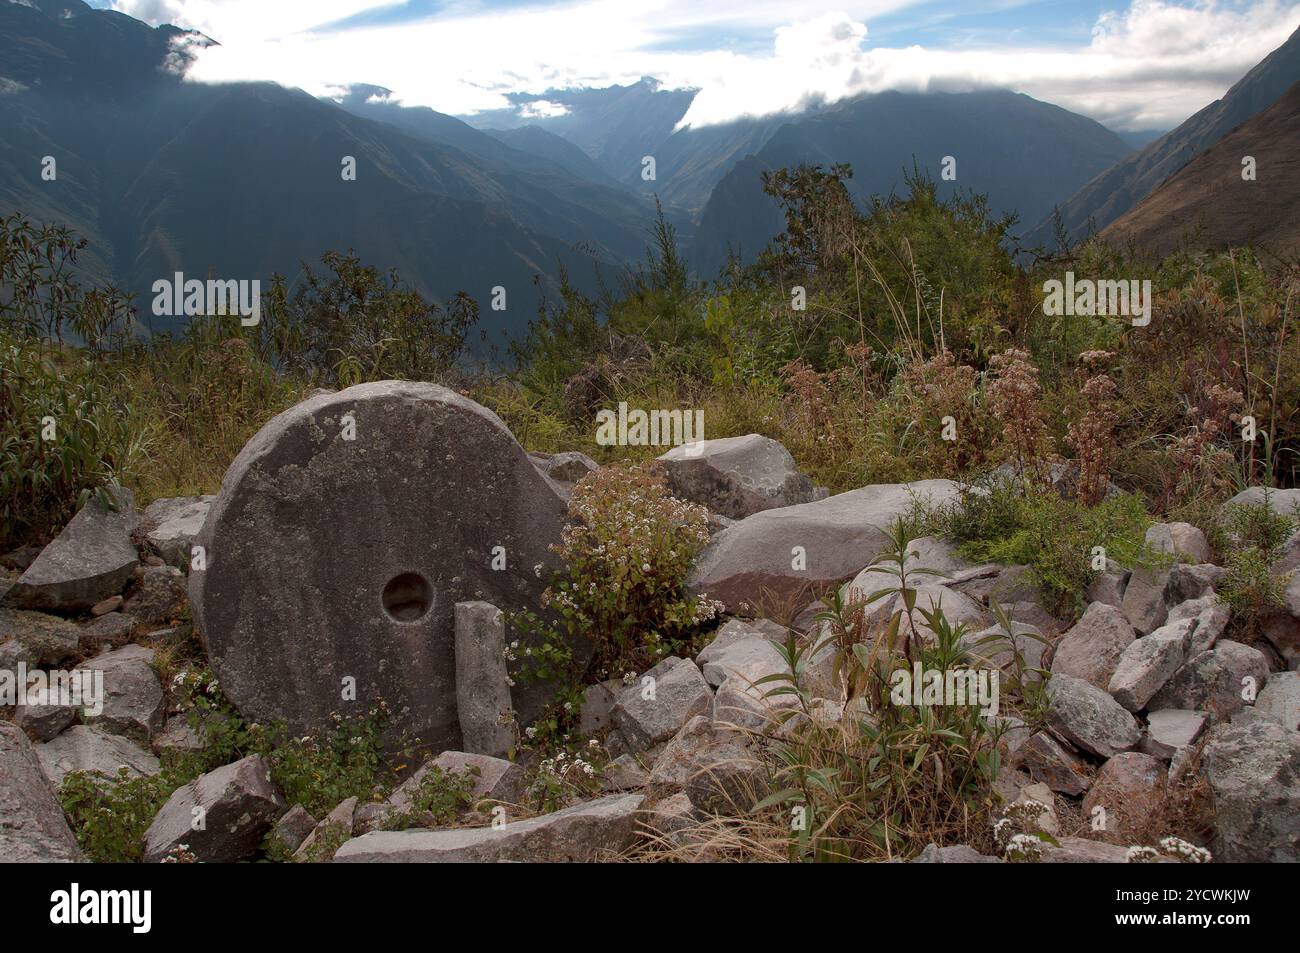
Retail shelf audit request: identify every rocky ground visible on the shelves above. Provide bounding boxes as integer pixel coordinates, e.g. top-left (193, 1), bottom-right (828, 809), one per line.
top-left (1, 383), bottom-right (1297, 864)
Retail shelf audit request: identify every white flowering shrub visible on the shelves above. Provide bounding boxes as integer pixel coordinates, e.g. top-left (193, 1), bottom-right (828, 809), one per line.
top-left (510, 463), bottom-right (722, 729)
top-left (1126, 837), bottom-right (1212, 864)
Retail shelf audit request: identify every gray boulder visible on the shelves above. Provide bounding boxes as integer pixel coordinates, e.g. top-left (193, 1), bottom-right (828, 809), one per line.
top-left (1107, 619), bottom-right (1193, 712)
top-left (0, 722), bottom-right (85, 862)
top-left (1047, 674), bottom-right (1141, 758)
top-left (1140, 709), bottom-right (1207, 760)
top-left (648, 715), bottom-right (765, 812)
top-left (387, 750), bottom-right (526, 813)
top-left (143, 755), bottom-right (286, 863)
top-left (1051, 602), bottom-right (1135, 690)
top-left (1120, 565), bottom-right (1170, 635)
top-left (189, 382), bottom-right (569, 752)
top-left (658, 433), bottom-right (820, 519)
top-left (139, 495), bottom-right (214, 568)
top-left (1201, 720), bottom-right (1300, 862)
top-left (611, 656), bottom-right (712, 752)
top-left (686, 480), bottom-right (960, 614)
top-left (1166, 596), bottom-right (1228, 654)
top-left (77, 644), bottom-right (164, 744)
top-left (334, 793), bottom-right (645, 862)
top-left (1018, 731), bottom-right (1092, 795)
top-left (2, 488), bottom-right (139, 612)
top-left (1145, 522), bottom-right (1211, 563)
top-left (1148, 641), bottom-right (1270, 720)
top-left (1252, 671), bottom-right (1299, 731)
top-left (36, 725), bottom-right (160, 788)
top-left (0, 607), bottom-right (80, 668)
top-left (122, 564), bottom-right (187, 625)
top-left (1081, 752), bottom-right (1167, 841)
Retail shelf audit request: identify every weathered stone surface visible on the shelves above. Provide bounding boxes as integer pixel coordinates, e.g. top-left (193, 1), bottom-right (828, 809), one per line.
top-left (711, 672), bottom-right (795, 731)
top-left (1012, 781), bottom-right (1059, 835)
top-left (1086, 560), bottom-right (1129, 607)
top-left (2, 488), bottom-right (139, 613)
top-left (77, 644), bottom-right (164, 744)
top-left (1166, 564), bottom-right (1226, 604)
top-left (579, 678), bottom-right (621, 736)
top-left (1108, 619), bottom-right (1193, 712)
top-left (640, 792), bottom-right (699, 846)
top-left (294, 796), bottom-right (358, 862)
top-left (0, 608), bottom-right (80, 667)
top-left (1140, 709), bottom-right (1207, 760)
top-left (658, 433), bottom-right (819, 519)
top-left (143, 755), bottom-right (286, 863)
top-left (1018, 731), bottom-right (1092, 795)
top-left (696, 618), bottom-right (765, 666)
top-left (529, 450), bottom-right (598, 486)
top-left (76, 611), bottom-right (135, 651)
top-left (1, 544), bottom-right (43, 572)
top-left (1261, 611), bottom-right (1300, 670)
top-left (91, 595), bottom-right (122, 616)
top-left (1201, 720), bottom-right (1300, 862)
top-left (1047, 674), bottom-right (1141, 758)
top-left (1082, 752), bottom-right (1167, 841)
top-left (601, 753), bottom-right (649, 792)
top-left (649, 715), bottom-right (765, 812)
top-left (1223, 486), bottom-right (1300, 515)
top-left (1148, 641), bottom-right (1270, 720)
top-left (335, 793), bottom-right (645, 862)
top-left (1051, 602), bottom-right (1136, 690)
top-left (687, 480), bottom-right (960, 614)
top-left (453, 601), bottom-right (514, 758)
top-left (1039, 836), bottom-right (1130, 863)
top-left (269, 803), bottom-right (318, 855)
top-left (895, 585), bottom-right (991, 643)
top-left (911, 843), bottom-right (1001, 863)
top-left (699, 634), bottom-right (785, 688)
top-left (1146, 522), bottom-right (1211, 563)
top-left (1120, 565), bottom-right (1170, 635)
top-left (15, 696), bottom-right (78, 742)
top-left (1166, 596), bottom-right (1228, 655)
top-left (0, 722), bottom-right (85, 862)
top-left (122, 564), bottom-right (187, 625)
top-left (36, 725), bottom-right (160, 787)
top-left (189, 382), bottom-right (569, 752)
top-left (950, 564), bottom-right (1042, 606)
top-left (388, 750), bottom-right (526, 812)
top-left (139, 495), bottom-right (214, 568)
top-left (152, 716), bottom-right (203, 755)
top-left (612, 656), bottom-right (711, 752)
top-left (1252, 671), bottom-right (1299, 731)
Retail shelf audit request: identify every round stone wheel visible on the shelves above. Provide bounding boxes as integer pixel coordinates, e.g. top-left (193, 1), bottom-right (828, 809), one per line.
top-left (189, 381), bottom-right (568, 752)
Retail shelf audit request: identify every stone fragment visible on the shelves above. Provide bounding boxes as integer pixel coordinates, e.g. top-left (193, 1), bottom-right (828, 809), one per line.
top-left (1107, 619), bottom-right (1193, 712)
top-left (1140, 709), bottom-right (1207, 760)
top-left (77, 644), bottom-right (164, 744)
top-left (36, 725), bottom-right (160, 788)
top-left (1047, 674), bottom-right (1141, 758)
top-left (1148, 641), bottom-right (1270, 720)
top-left (142, 755), bottom-right (286, 863)
top-left (1051, 602), bottom-right (1135, 690)
top-left (0, 722), bottom-right (85, 862)
top-left (1, 488), bottom-right (139, 612)
top-left (334, 793), bottom-right (645, 862)
top-left (139, 495), bottom-right (214, 568)
top-left (454, 601), bottom-right (514, 758)
top-left (611, 656), bottom-right (711, 752)
top-left (1201, 720), bottom-right (1300, 862)
top-left (1081, 752), bottom-right (1167, 841)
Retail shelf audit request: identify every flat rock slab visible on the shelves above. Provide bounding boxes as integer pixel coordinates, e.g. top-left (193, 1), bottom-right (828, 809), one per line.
top-left (687, 480), bottom-right (960, 613)
top-left (189, 382), bottom-right (568, 752)
top-left (2, 488), bottom-right (139, 613)
top-left (0, 722), bottom-right (85, 862)
top-left (36, 725), bottom-right (161, 788)
top-left (334, 793), bottom-right (645, 862)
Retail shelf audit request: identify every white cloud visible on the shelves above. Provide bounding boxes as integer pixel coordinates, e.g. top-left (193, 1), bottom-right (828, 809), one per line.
top-left (109, 0), bottom-right (1300, 131)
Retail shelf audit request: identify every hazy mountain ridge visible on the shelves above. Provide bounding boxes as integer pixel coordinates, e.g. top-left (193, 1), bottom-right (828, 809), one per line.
top-left (1025, 23), bottom-right (1300, 248)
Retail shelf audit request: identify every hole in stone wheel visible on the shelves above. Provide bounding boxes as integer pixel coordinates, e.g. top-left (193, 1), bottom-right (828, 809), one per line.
top-left (382, 572), bottom-right (432, 622)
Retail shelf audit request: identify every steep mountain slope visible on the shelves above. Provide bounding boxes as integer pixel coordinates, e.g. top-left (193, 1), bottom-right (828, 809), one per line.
top-left (1100, 81), bottom-right (1300, 260)
top-left (1026, 23), bottom-right (1300, 249)
top-left (0, 1), bottom-right (635, 345)
top-left (483, 125), bottom-right (622, 189)
top-left (691, 89), bottom-right (1133, 276)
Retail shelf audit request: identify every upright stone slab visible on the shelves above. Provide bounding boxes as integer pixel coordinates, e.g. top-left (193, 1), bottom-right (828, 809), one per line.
top-left (454, 601), bottom-right (515, 757)
top-left (189, 382), bottom-right (568, 752)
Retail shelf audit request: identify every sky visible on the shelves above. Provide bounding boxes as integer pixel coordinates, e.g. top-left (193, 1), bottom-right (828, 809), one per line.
top-left (94, 0), bottom-right (1300, 132)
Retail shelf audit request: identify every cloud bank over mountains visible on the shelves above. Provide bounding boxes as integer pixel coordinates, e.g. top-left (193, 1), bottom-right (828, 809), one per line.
top-left (107, 0), bottom-right (1299, 132)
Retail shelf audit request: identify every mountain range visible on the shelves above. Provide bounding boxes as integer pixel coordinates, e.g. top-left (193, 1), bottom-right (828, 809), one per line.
top-left (1, 0), bottom-right (1297, 347)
